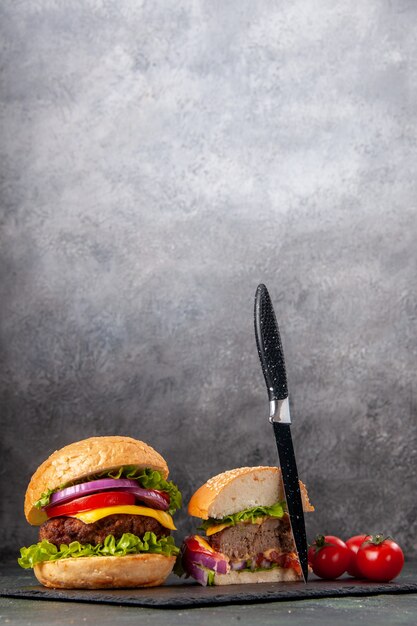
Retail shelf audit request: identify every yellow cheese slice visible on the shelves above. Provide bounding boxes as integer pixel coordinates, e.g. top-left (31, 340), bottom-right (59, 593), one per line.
top-left (70, 506), bottom-right (176, 530)
top-left (205, 522), bottom-right (231, 536)
top-left (194, 535), bottom-right (215, 551)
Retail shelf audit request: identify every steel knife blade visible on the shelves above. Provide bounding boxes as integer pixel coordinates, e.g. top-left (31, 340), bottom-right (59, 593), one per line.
top-left (254, 283), bottom-right (308, 582)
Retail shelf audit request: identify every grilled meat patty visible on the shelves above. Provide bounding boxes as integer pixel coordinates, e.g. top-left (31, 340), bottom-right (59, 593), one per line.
top-left (39, 514), bottom-right (168, 547)
top-left (209, 515), bottom-right (295, 560)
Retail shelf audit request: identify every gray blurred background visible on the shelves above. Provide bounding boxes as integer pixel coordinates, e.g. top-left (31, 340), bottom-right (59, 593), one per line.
top-left (1, 1), bottom-right (416, 560)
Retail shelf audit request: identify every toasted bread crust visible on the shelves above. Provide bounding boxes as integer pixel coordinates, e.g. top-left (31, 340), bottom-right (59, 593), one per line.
top-left (188, 466), bottom-right (314, 519)
top-left (25, 436), bottom-right (169, 525)
top-left (34, 553), bottom-right (176, 589)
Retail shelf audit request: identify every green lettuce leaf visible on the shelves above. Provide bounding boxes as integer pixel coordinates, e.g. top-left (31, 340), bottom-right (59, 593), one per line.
top-left (135, 469), bottom-right (182, 516)
top-left (34, 488), bottom-right (56, 510)
top-left (18, 532), bottom-right (179, 569)
top-left (199, 501), bottom-right (286, 532)
top-left (206, 568), bottom-right (215, 586)
top-left (34, 467), bottom-right (182, 515)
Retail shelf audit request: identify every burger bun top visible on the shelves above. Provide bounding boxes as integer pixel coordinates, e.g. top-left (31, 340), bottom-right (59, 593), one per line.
top-left (188, 466), bottom-right (314, 520)
top-left (24, 436), bottom-right (169, 525)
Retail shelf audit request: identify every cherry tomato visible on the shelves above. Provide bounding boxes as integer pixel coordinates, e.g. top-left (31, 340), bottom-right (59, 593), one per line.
top-left (308, 535), bottom-right (351, 579)
top-left (346, 535), bottom-right (371, 578)
top-left (356, 535), bottom-right (404, 582)
top-left (45, 491), bottom-right (135, 518)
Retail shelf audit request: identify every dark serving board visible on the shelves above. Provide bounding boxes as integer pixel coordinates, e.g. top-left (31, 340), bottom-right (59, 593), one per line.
top-left (2, 567), bottom-right (417, 608)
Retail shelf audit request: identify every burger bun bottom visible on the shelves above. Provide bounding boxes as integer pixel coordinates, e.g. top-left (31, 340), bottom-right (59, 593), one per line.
top-left (34, 553), bottom-right (176, 589)
top-left (214, 566), bottom-right (302, 585)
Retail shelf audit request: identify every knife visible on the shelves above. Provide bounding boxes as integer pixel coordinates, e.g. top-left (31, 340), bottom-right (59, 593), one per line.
top-left (254, 283), bottom-right (308, 582)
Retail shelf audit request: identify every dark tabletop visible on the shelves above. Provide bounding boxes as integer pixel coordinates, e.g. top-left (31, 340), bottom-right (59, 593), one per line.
top-left (1, 560), bottom-right (417, 626)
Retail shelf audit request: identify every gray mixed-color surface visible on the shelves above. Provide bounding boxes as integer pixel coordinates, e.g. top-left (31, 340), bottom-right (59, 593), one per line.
top-left (1, 0), bottom-right (416, 561)
top-left (1, 594), bottom-right (417, 626)
top-left (1, 562), bottom-right (417, 625)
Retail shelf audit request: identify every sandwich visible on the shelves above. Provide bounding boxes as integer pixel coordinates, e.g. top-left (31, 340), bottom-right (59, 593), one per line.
top-left (18, 436), bottom-right (181, 588)
top-left (180, 466), bottom-right (313, 585)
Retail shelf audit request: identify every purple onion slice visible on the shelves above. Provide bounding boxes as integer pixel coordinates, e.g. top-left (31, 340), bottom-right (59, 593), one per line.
top-left (230, 560), bottom-right (247, 571)
top-left (181, 537), bottom-right (229, 585)
top-left (182, 548), bottom-right (229, 574)
top-left (46, 478), bottom-right (169, 511)
top-left (182, 559), bottom-right (209, 586)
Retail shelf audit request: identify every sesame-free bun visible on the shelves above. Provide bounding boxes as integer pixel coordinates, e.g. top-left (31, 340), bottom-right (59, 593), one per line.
top-left (34, 553), bottom-right (176, 589)
top-left (188, 466), bottom-right (314, 520)
top-left (25, 436), bottom-right (169, 525)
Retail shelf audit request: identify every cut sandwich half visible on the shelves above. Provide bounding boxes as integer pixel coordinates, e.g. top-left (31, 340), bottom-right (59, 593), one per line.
top-left (181, 466), bottom-right (313, 585)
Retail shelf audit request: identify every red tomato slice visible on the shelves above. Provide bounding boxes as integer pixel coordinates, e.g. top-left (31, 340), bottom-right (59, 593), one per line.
top-left (45, 491), bottom-right (136, 518)
top-left (267, 550), bottom-right (302, 575)
top-left (184, 535), bottom-right (216, 554)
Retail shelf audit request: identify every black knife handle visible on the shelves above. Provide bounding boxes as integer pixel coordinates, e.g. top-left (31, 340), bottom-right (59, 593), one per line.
top-left (254, 284), bottom-right (288, 402)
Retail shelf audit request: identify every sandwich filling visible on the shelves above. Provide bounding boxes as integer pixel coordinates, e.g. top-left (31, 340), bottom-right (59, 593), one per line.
top-left (19, 467), bottom-right (181, 569)
top-left (180, 504), bottom-right (302, 585)
top-left (198, 501), bottom-right (300, 573)
top-left (209, 514), bottom-right (300, 573)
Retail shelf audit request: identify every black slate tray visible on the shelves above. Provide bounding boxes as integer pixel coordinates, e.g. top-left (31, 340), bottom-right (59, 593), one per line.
top-left (2, 573), bottom-right (417, 608)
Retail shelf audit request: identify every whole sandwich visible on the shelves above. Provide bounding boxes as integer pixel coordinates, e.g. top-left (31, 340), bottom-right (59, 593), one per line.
top-left (180, 466), bottom-right (313, 585)
top-left (18, 436), bottom-right (181, 589)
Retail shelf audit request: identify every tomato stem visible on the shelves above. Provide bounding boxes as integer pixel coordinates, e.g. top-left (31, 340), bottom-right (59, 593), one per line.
top-left (310, 534), bottom-right (335, 553)
top-left (368, 534), bottom-right (389, 546)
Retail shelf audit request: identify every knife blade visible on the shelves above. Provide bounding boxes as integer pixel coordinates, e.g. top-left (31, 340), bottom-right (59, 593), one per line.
top-left (254, 283), bottom-right (308, 582)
